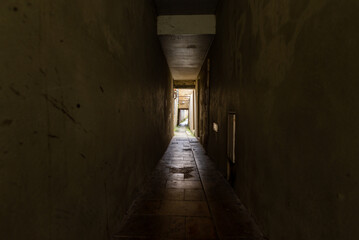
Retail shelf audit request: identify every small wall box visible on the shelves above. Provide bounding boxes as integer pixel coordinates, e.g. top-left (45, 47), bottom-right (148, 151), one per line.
top-left (213, 122), bottom-right (219, 132)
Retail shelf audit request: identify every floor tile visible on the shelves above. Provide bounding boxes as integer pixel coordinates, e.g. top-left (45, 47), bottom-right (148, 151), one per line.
top-left (131, 200), bottom-right (161, 215)
top-left (114, 131), bottom-right (263, 240)
top-left (185, 189), bottom-right (205, 201)
top-left (166, 180), bottom-right (202, 189)
top-left (208, 201), bottom-right (262, 238)
top-left (184, 174), bottom-right (200, 181)
top-left (186, 217), bottom-right (218, 240)
top-left (168, 173), bottom-right (185, 180)
top-left (115, 215), bottom-right (185, 239)
top-left (158, 200), bottom-right (210, 217)
top-left (141, 189), bottom-right (184, 201)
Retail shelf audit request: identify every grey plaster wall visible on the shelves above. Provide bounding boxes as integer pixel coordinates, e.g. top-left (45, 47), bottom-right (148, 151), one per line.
top-left (204, 0), bottom-right (359, 239)
top-left (0, 1), bottom-right (173, 239)
top-left (197, 61), bottom-right (210, 149)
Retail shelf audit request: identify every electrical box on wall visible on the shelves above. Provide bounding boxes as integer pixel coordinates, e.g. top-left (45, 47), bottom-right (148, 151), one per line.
top-left (213, 122), bottom-right (218, 132)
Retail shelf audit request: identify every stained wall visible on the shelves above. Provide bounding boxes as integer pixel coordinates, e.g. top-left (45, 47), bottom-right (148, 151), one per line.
top-left (0, 1), bottom-right (173, 239)
top-left (202, 0), bottom-right (359, 239)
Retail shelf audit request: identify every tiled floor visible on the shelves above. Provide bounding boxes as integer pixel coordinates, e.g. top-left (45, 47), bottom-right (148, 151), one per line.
top-left (113, 127), bottom-right (264, 240)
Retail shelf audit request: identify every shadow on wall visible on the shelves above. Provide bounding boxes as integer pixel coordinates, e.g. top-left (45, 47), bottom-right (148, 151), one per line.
top-left (198, 0), bottom-right (359, 239)
top-left (0, 1), bottom-right (173, 239)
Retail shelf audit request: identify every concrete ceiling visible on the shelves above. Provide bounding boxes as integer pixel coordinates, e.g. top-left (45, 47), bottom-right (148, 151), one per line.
top-left (155, 0), bottom-right (219, 15)
top-left (155, 0), bottom-right (217, 81)
top-left (178, 89), bottom-right (194, 109)
top-left (160, 35), bottom-right (214, 80)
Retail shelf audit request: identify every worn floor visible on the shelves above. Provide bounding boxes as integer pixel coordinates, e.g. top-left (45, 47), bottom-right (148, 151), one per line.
top-left (113, 127), bottom-right (264, 240)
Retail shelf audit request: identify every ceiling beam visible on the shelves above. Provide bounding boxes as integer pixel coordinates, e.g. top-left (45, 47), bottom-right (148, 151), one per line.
top-left (174, 80), bottom-right (196, 89)
top-left (158, 15), bottom-right (216, 35)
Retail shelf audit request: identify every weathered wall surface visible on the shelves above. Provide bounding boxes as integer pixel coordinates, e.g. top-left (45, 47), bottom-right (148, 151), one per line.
top-left (204, 0), bottom-right (359, 239)
top-left (197, 61), bottom-right (210, 148)
top-left (0, 1), bottom-right (173, 239)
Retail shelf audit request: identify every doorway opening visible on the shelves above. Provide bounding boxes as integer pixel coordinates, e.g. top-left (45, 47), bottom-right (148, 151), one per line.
top-left (178, 109), bottom-right (189, 126)
top-left (173, 88), bottom-right (197, 136)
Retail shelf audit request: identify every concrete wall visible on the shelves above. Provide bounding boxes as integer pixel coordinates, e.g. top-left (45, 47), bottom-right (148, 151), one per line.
top-left (194, 82), bottom-right (199, 137)
top-left (0, 1), bottom-right (173, 239)
top-left (174, 90), bottom-right (179, 128)
top-left (197, 63), bottom-right (210, 148)
top-left (189, 91), bottom-right (195, 133)
top-left (203, 0), bottom-right (359, 239)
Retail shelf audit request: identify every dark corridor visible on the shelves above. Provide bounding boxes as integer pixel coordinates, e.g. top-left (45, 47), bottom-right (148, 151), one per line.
top-left (1, 0), bottom-right (359, 240)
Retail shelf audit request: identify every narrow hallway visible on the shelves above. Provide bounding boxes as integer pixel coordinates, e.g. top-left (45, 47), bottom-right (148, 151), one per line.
top-left (114, 127), bottom-right (262, 240)
top-left (1, 0), bottom-right (359, 239)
